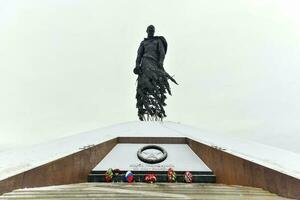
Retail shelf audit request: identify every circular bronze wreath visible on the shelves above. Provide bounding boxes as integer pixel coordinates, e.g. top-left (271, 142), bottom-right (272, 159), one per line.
top-left (137, 145), bottom-right (168, 164)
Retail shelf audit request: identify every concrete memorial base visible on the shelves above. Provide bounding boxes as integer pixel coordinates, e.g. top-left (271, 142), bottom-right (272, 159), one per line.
top-left (88, 144), bottom-right (216, 183)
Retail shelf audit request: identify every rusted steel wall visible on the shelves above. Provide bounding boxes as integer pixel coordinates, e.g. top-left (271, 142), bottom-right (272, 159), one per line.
top-left (0, 138), bottom-right (117, 195)
top-left (187, 139), bottom-right (300, 199)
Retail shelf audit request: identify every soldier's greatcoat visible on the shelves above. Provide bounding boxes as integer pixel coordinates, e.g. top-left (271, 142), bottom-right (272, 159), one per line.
top-left (134, 36), bottom-right (177, 121)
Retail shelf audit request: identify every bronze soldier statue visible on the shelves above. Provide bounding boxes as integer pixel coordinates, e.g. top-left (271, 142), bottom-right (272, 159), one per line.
top-left (134, 25), bottom-right (178, 121)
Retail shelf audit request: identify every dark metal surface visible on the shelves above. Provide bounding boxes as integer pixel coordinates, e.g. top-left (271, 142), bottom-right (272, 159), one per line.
top-left (134, 25), bottom-right (178, 121)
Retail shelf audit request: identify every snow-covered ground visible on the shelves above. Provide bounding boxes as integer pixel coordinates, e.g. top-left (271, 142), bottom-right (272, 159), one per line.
top-left (0, 121), bottom-right (300, 182)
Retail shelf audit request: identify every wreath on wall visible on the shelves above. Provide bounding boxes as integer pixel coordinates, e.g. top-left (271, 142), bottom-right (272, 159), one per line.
top-left (137, 145), bottom-right (168, 164)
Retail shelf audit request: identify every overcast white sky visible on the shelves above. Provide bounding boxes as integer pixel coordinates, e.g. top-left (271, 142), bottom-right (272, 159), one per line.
top-left (0, 0), bottom-right (300, 153)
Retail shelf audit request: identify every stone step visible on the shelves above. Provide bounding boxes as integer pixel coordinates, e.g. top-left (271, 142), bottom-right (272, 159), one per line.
top-left (2, 193), bottom-right (276, 198)
top-left (27, 182), bottom-right (256, 189)
top-left (0, 183), bottom-right (291, 200)
top-left (0, 197), bottom-right (176, 200)
top-left (0, 196), bottom-right (286, 199)
top-left (8, 190), bottom-right (271, 194)
top-left (4, 183), bottom-right (274, 193)
top-left (6, 188), bottom-right (275, 195)
top-left (0, 196), bottom-right (288, 200)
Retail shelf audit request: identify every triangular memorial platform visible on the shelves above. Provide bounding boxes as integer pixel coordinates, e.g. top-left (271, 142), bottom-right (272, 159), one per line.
top-left (1, 122), bottom-right (300, 199)
top-left (88, 143), bottom-right (216, 183)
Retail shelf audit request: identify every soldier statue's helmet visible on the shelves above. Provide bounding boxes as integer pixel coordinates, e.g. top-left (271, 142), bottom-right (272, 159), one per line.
top-left (146, 25), bottom-right (155, 33)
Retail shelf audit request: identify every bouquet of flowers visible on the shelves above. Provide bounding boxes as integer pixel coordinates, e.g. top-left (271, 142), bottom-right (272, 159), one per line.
top-left (184, 171), bottom-right (193, 183)
top-left (145, 173), bottom-right (157, 183)
top-left (167, 168), bottom-right (176, 182)
top-left (124, 171), bottom-right (134, 183)
top-left (104, 168), bottom-right (114, 182)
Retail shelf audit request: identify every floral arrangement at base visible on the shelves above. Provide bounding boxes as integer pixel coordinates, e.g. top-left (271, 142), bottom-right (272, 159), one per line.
top-left (184, 171), bottom-right (193, 183)
top-left (167, 168), bottom-right (176, 182)
top-left (124, 171), bottom-right (134, 183)
top-left (145, 173), bottom-right (157, 183)
top-left (112, 169), bottom-right (121, 182)
top-left (104, 168), bottom-right (114, 182)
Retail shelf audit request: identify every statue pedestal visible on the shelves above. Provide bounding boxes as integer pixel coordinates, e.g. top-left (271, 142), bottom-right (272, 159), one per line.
top-left (88, 144), bottom-right (216, 183)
